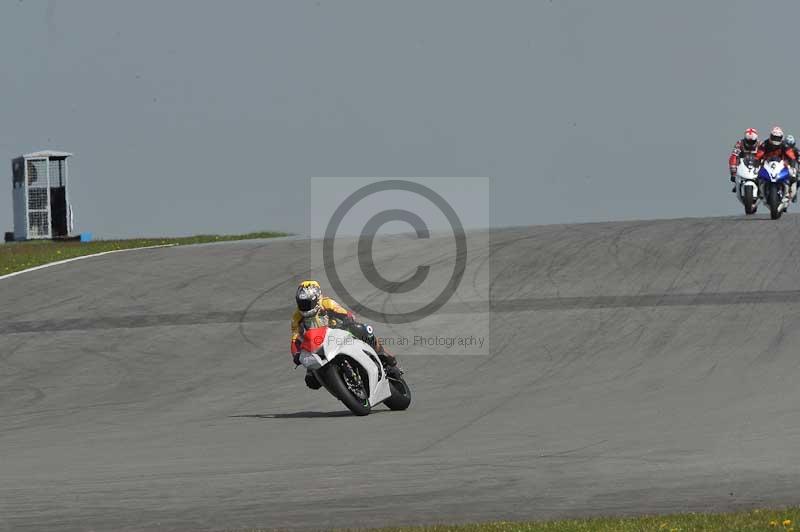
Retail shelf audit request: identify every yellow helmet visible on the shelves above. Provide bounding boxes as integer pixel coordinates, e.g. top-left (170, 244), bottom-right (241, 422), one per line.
top-left (296, 280), bottom-right (322, 317)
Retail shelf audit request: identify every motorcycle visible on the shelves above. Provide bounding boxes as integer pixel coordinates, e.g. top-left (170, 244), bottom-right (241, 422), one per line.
top-left (297, 326), bottom-right (412, 416)
top-left (736, 156), bottom-right (760, 215)
top-left (758, 158), bottom-right (792, 219)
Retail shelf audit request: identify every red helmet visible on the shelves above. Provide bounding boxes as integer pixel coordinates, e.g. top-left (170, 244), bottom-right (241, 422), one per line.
top-left (743, 128), bottom-right (758, 150)
top-left (769, 126), bottom-right (785, 146)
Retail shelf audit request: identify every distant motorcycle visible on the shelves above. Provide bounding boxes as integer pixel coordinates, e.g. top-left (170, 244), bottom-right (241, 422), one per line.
top-left (758, 158), bottom-right (792, 219)
top-left (297, 326), bottom-right (411, 416)
top-left (735, 155), bottom-right (760, 215)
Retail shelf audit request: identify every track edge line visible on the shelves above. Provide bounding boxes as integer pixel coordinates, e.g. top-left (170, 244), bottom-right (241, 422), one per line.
top-left (0, 244), bottom-right (178, 283)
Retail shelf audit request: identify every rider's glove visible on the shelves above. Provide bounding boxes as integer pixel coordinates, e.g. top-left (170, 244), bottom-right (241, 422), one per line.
top-left (291, 338), bottom-right (302, 365)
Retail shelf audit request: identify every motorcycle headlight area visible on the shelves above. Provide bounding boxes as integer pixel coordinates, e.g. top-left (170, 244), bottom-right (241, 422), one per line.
top-left (299, 347), bottom-right (326, 369)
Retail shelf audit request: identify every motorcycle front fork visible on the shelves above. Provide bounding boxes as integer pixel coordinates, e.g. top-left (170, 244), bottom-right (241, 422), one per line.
top-left (757, 183), bottom-right (793, 200)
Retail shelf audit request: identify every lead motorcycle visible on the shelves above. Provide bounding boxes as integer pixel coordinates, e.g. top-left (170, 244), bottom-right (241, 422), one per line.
top-left (758, 158), bottom-right (792, 219)
top-left (297, 326), bottom-right (412, 416)
top-left (736, 155), bottom-right (760, 215)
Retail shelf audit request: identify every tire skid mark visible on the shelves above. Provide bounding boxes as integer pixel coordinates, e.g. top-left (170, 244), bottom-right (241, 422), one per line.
top-left (3, 289), bottom-right (799, 335)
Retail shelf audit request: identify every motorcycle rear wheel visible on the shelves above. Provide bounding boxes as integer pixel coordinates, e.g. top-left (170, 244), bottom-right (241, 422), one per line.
top-left (384, 375), bottom-right (412, 411)
top-left (319, 361), bottom-right (371, 416)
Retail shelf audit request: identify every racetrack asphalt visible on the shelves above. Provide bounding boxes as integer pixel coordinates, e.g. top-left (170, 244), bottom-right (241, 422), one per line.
top-left (2, 215), bottom-right (800, 531)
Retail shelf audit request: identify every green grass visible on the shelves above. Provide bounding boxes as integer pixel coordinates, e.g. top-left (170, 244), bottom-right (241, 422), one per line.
top-left (0, 231), bottom-right (288, 276)
top-left (321, 508), bottom-right (800, 532)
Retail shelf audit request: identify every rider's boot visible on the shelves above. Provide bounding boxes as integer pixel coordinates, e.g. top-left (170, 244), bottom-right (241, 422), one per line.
top-left (305, 370), bottom-right (322, 390)
top-left (378, 347), bottom-right (403, 378)
top-left (371, 339), bottom-right (402, 377)
top-left (351, 322), bottom-right (403, 378)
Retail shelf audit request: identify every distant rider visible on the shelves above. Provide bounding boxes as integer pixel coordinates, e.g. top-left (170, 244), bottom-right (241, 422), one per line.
top-left (756, 126), bottom-right (798, 202)
top-left (728, 128), bottom-right (759, 192)
top-left (290, 280), bottom-right (400, 390)
top-left (786, 134), bottom-right (799, 202)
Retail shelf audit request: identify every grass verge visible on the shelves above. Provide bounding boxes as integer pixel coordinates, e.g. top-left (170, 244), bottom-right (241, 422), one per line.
top-left (0, 231), bottom-right (288, 276)
top-left (320, 508), bottom-right (800, 532)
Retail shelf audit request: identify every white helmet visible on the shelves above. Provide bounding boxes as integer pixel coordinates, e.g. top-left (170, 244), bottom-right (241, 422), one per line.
top-left (786, 134), bottom-right (796, 148)
top-left (769, 126), bottom-right (785, 146)
top-left (743, 128), bottom-right (759, 150)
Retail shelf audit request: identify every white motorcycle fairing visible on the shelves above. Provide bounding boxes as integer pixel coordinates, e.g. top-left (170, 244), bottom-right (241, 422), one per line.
top-left (736, 158), bottom-right (760, 215)
top-left (298, 327), bottom-right (392, 407)
top-left (736, 160), bottom-right (759, 199)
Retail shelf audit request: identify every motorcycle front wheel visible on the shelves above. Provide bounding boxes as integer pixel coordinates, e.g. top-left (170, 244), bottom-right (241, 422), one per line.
top-left (319, 360), bottom-right (371, 416)
top-left (768, 184), bottom-right (782, 220)
top-left (744, 185), bottom-right (756, 215)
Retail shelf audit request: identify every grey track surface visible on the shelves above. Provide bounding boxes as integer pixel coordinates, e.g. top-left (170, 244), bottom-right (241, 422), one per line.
top-left (3, 216), bottom-right (800, 531)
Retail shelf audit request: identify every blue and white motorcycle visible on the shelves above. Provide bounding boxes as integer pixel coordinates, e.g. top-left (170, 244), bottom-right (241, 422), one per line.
top-left (758, 158), bottom-right (793, 219)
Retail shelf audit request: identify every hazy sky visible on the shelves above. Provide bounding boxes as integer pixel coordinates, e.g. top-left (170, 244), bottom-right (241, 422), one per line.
top-left (2, 0), bottom-right (799, 238)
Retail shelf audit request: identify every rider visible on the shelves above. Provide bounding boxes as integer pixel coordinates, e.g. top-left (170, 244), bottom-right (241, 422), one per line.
top-left (786, 134), bottom-right (799, 202)
top-left (729, 128), bottom-right (759, 192)
top-left (756, 126), bottom-right (798, 201)
top-left (291, 280), bottom-right (400, 389)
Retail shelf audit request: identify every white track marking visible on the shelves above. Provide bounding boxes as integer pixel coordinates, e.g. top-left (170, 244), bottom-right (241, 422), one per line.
top-left (0, 244), bottom-right (177, 282)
